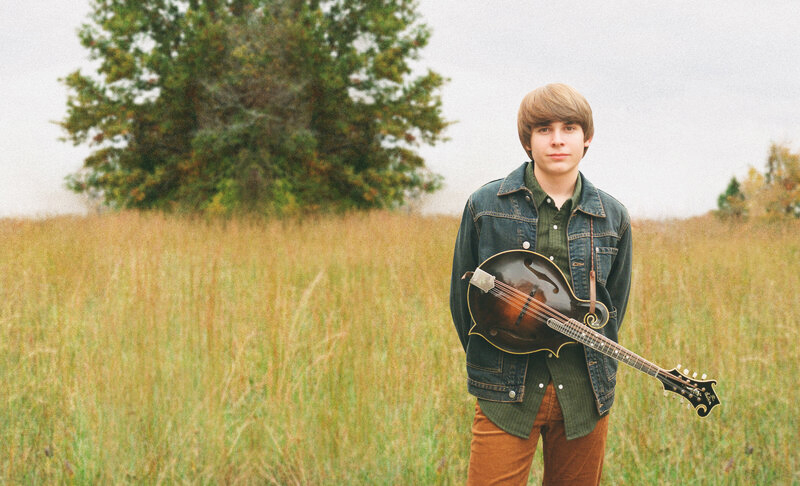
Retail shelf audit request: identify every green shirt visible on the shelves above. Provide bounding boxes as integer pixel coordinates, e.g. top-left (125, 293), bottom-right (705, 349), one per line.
top-left (477, 162), bottom-right (602, 440)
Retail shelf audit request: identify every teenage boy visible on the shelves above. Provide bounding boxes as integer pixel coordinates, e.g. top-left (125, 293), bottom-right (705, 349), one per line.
top-left (449, 83), bottom-right (633, 485)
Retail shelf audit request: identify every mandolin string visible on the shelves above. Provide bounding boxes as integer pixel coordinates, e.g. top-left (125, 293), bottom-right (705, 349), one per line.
top-left (484, 282), bottom-right (576, 335)
top-left (480, 279), bottom-right (703, 393)
top-left (488, 284), bottom-right (674, 382)
top-left (489, 279), bottom-right (570, 323)
top-left (488, 285), bottom-right (615, 354)
top-left (486, 280), bottom-right (709, 402)
top-left (485, 280), bottom-right (670, 379)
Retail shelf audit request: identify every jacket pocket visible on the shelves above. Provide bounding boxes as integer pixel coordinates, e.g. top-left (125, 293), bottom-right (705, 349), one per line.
top-left (466, 336), bottom-right (503, 373)
top-left (474, 211), bottom-right (534, 262)
top-left (594, 246), bottom-right (618, 285)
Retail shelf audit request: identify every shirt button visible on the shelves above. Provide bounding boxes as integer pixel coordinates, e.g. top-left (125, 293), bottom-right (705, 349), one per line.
top-left (553, 224), bottom-right (558, 230)
top-left (525, 195), bottom-right (531, 202)
top-left (538, 383), bottom-right (545, 389)
top-left (549, 256), bottom-right (555, 261)
top-left (509, 390), bottom-right (516, 399)
top-left (522, 241), bottom-right (531, 249)
top-left (548, 353), bottom-right (553, 358)
top-left (546, 198), bottom-right (552, 204)
top-left (558, 384), bottom-right (564, 390)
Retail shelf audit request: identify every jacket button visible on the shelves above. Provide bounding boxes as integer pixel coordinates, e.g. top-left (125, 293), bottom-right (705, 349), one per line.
top-left (522, 241), bottom-right (531, 249)
top-left (508, 390), bottom-right (516, 399)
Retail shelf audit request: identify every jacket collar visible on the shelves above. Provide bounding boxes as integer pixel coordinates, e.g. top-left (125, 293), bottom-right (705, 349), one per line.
top-left (497, 162), bottom-right (606, 218)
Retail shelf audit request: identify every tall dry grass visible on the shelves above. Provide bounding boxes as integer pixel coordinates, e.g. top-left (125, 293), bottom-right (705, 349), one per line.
top-left (0, 211), bottom-right (797, 484)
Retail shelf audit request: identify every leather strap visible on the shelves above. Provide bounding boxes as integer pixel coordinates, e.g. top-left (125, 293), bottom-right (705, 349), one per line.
top-left (589, 218), bottom-right (597, 315)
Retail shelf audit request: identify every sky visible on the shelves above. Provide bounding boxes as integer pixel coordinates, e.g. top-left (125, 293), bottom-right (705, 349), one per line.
top-left (2, 1), bottom-right (799, 219)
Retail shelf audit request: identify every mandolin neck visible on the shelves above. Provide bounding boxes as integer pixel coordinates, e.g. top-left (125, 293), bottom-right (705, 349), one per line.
top-left (546, 318), bottom-right (663, 377)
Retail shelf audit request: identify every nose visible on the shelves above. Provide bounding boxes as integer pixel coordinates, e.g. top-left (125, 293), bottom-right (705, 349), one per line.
top-left (550, 128), bottom-right (565, 145)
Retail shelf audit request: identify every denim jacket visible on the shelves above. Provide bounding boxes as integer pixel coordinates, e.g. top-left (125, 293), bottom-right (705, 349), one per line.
top-left (449, 162), bottom-right (633, 415)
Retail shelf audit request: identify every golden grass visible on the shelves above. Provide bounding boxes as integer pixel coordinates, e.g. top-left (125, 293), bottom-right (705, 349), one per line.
top-left (1, 211), bottom-right (798, 484)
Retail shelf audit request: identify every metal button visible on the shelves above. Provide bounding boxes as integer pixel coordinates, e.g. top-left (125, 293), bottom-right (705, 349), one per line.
top-left (553, 224), bottom-right (558, 230)
top-left (549, 255), bottom-right (554, 261)
top-left (546, 198), bottom-right (552, 204)
top-left (509, 390), bottom-right (516, 399)
top-left (548, 353), bottom-right (553, 358)
top-left (522, 241), bottom-right (531, 249)
top-left (525, 195), bottom-right (531, 202)
top-left (558, 384), bottom-right (564, 390)
top-left (538, 383), bottom-right (545, 389)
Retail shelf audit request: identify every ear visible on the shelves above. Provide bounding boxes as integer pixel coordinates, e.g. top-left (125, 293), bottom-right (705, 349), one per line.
top-left (584, 136), bottom-right (593, 148)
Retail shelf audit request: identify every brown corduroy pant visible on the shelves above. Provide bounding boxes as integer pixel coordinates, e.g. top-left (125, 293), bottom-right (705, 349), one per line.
top-left (466, 383), bottom-right (609, 486)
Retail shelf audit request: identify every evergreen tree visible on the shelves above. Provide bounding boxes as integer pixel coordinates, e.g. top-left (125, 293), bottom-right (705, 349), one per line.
top-left (60, 0), bottom-right (449, 213)
top-left (716, 176), bottom-right (745, 218)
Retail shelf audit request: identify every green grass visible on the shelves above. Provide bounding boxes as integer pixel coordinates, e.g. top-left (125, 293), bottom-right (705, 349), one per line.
top-left (1, 211), bottom-right (798, 484)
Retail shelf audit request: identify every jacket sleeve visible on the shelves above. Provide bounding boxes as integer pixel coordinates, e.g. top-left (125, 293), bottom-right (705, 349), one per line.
top-left (605, 216), bottom-right (633, 330)
top-left (449, 199), bottom-right (479, 352)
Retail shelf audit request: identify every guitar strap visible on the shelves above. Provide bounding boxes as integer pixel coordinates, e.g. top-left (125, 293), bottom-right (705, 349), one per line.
top-left (589, 217), bottom-right (597, 315)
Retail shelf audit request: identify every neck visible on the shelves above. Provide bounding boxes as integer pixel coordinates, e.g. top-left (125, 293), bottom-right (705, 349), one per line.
top-left (533, 166), bottom-right (579, 208)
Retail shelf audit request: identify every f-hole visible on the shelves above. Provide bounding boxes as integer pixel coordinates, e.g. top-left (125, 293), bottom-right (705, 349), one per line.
top-left (524, 257), bottom-right (559, 294)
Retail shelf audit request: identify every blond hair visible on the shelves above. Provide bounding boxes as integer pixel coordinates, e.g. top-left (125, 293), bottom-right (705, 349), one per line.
top-left (517, 83), bottom-right (594, 158)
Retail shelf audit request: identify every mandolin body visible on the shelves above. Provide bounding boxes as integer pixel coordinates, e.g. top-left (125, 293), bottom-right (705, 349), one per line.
top-left (466, 249), bottom-right (609, 355)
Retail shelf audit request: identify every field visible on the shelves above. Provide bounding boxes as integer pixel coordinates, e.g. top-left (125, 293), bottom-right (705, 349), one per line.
top-left (1, 211), bottom-right (798, 484)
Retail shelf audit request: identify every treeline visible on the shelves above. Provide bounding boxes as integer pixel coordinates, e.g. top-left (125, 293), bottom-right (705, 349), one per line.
top-left (716, 142), bottom-right (800, 220)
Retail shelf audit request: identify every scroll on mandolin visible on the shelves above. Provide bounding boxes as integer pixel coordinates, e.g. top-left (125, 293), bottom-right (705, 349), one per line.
top-left (463, 249), bottom-right (720, 418)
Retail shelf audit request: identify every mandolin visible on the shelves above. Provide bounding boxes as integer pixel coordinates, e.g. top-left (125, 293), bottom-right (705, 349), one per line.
top-left (464, 249), bottom-right (720, 417)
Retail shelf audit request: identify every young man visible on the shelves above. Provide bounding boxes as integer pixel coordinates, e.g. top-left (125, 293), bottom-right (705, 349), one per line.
top-left (449, 83), bottom-right (633, 485)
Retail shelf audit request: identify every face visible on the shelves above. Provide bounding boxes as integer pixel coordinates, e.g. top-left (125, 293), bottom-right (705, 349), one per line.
top-left (526, 121), bottom-right (592, 181)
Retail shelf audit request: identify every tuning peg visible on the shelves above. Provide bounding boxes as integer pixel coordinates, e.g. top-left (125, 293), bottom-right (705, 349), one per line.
top-left (676, 363), bottom-right (682, 370)
top-left (692, 372), bottom-right (697, 378)
top-left (701, 374), bottom-right (707, 380)
top-left (684, 368), bottom-right (690, 375)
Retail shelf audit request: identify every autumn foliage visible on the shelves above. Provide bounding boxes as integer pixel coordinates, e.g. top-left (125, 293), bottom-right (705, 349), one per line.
top-left (717, 142), bottom-right (800, 220)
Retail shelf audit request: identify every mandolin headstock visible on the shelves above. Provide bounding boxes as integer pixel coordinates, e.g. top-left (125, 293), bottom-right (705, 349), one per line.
top-left (657, 366), bottom-right (720, 418)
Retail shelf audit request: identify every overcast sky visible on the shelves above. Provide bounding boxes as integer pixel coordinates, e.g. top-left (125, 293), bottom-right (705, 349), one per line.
top-left (2, 1), bottom-right (799, 219)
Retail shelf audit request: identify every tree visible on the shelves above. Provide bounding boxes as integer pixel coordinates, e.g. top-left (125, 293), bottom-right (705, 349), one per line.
top-left (716, 176), bottom-right (745, 218)
top-left (761, 143), bottom-right (800, 218)
top-left (60, 0), bottom-right (449, 213)
top-left (715, 142), bottom-right (800, 220)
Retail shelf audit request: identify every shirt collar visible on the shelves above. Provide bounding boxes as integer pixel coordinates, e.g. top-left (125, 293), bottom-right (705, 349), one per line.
top-left (524, 161), bottom-right (582, 211)
top-left (497, 162), bottom-right (607, 218)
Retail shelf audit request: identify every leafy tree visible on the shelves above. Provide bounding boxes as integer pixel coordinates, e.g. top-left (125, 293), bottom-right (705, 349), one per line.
top-left (60, 0), bottom-right (449, 213)
top-left (762, 143), bottom-right (800, 217)
top-left (716, 142), bottom-right (800, 220)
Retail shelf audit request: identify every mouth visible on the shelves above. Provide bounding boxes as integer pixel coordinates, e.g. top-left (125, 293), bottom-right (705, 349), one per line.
top-left (548, 153), bottom-right (571, 158)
